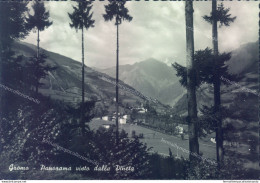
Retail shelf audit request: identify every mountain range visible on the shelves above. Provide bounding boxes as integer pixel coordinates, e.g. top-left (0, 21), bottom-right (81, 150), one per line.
top-left (13, 41), bottom-right (165, 114)
top-left (13, 40), bottom-right (258, 116)
top-left (98, 58), bottom-right (184, 106)
top-left (99, 41), bottom-right (258, 110)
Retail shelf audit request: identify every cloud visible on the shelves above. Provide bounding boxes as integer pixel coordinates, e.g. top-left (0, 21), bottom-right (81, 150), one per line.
top-left (23, 1), bottom-right (258, 69)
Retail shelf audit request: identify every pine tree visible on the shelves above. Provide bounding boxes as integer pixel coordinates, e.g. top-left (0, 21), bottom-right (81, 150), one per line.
top-left (0, 2), bottom-right (31, 115)
top-left (173, 48), bottom-right (235, 140)
top-left (184, 0), bottom-right (199, 164)
top-left (203, 1), bottom-right (236, 165)
top-left (0, 2), bottom-right (29, 49)
top-left (0, 1), bottom-right (30, 87)
top-left (172, 48), bottom-right (234, 89)
top-left (173, 47), bottom-right (237, 156)
top-left (26, 1), bottom-right (53, 94)
top-left (0, 52), bottom-right (26, 115)
top-left (25, 52), bottom-right (56, 93)
top-left (103, 0), bottom-right (132, 143)
top-left (68, 0), bottom-right (95, 134)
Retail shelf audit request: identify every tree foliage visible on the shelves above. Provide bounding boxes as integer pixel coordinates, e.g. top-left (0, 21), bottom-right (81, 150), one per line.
top-left (26, 1), bottom-right (53, 31)
top-left (89, 128), bottom-right (151, 179)
top-left (0, 2), bottom-right (32, 115)
top-left (0, 2), bottom-right (29, 49)
top-left (0, 50), bottom-right (25, 89)
top-left (25, 52), bottom-right (56, 92)
top-left (68, 0), bottom-right (95, 132)
top-left (172, 48), bottom-right (235, 88)
top-left (203, 1), bottom-right (237, 165)
top-left (203, 3), bottom-right (236, 27)
top-left (68, 0), bottom-right (95, 31)
top-left (103, 0), bottom-right (133, 25)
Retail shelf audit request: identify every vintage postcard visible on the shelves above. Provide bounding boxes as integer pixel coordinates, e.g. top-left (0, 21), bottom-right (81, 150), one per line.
top-left (0, 0), bottom-right (259, 181)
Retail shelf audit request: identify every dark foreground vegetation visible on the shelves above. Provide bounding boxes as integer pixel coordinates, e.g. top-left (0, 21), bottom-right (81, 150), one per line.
top-left (0, 94), bottom-right (258, 180)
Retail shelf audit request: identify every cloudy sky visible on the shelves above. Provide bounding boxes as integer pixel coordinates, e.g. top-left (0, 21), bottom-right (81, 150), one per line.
top-left (23, 1), bottom-right (258, 69)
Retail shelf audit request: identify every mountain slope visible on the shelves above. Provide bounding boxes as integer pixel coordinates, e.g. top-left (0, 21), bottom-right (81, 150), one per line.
top-left (99, 58), bottom-right (185, 106)
top-left (13, 41), bottom-right (163, 111)
top-left (173, 40), bottom-right (258, 115)
top-left (227, 41), bottom-right (258, 75)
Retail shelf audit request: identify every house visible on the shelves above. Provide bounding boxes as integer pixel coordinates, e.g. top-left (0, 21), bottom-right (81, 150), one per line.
top-left (122, 114), bottom-right (131, 123)
top-left (102, 116), bottom-right (109, 121)
top-left (113, 112), bottom-right (120, 116)
top-left (136, 107), bottom-right (147, 114)
top-left (102, 124), bottom-right (111, 129)
top-left (210, 138), bottom-right (216, 144)
top-left (119, 118), bottom-right (126, 124)
top-left (110, 117), bottom-right (127, 124)
top-left (176, 126), bottom-right (184, 134)
top-left (112, 117), bottom-right (116, 122)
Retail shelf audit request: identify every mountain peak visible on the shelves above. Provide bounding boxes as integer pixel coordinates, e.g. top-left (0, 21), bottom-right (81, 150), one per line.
top-left (141, 58), bottom-right (160, 63)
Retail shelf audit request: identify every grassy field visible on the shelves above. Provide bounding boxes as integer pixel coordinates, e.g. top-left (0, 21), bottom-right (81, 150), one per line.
top-left (89, 119), bottom-right (217, 161)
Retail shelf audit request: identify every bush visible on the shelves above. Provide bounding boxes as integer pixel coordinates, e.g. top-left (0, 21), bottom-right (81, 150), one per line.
top-left (149, 153), bottom-right (189, 179)
top-left (138, 133), bottom-right (144, 139)
top-left (186, 156), bottom-right (256, 180)
top-left (88, 128), bottom-right (152, 179)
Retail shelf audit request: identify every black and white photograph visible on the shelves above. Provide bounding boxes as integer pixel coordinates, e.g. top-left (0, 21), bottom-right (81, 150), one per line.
top-left (0, 0), bottom-right (259, 181)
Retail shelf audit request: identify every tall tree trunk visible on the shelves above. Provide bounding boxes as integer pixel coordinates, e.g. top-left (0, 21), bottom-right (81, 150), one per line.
top-left (212, 0), bottom-right (224, 166)
top-left (81, 26), bottom-right (85, 134)
top-left (185, 1), bottom-right (199, 163)
top-left (116, 23), bottom-right (119, 144)
top-left (0, 43), bottom-right (3, 114)
top-left (36, 28), bottom-right (40, 94)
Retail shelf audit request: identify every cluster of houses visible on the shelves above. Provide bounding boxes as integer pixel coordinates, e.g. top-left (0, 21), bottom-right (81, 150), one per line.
top-left (99, 105), bottom-right (148, 129)
top-left (101, 113), bottom-right (130, 125)
top-left (101, 106), bottom-right (147, 124)
top-left (100, 113), bottom-right (129, 129)
top-left (98, 105), bottom-right (188, 137)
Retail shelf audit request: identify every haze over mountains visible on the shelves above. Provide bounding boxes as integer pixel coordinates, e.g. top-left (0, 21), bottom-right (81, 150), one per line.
top-left (98, 41), bottom-right (258, 107)
top-left (13, 41), bottom-right (166, 113)
top-left (13, 40), bottom-right (258, 113)
top-left (227, 41), bottom-right (258, 75)
top-left (99, 58), bottom-right (184, 106)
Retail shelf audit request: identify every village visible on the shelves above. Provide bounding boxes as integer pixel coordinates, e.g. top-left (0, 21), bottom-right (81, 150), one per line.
top-left (94, 104), bottom-right (189, 141)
